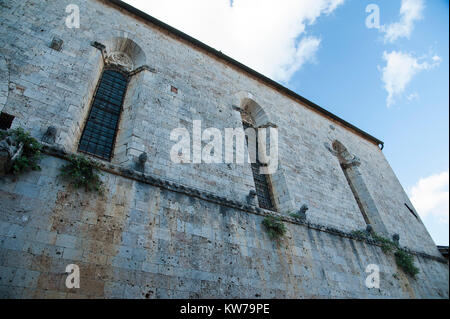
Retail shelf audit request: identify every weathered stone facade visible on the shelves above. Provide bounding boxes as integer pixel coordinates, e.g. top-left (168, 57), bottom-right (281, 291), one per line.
top-left (0, 0), bottom-right (448, 298)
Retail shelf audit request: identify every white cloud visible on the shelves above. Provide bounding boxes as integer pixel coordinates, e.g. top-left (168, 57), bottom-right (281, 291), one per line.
top-left (123, 0), bottom-right (344, 82)
top-left (410, 171), bottom-right (449, 223)
top-left (380, 0), bottom-right (424, 43)
top-left (381, 51), bottom-right (441, 107)
top-left (406, 92), bottom-right (419, 101)
top-left (432, 55), bottom-right (442, 63)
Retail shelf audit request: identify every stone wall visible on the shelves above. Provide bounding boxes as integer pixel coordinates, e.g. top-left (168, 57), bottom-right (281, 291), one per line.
top-left (0, 55), bottom-right (8, 112)
top-left (0, 155), bottom-right (448, 298)
top-left (0, 0), bottom-right (448, 298)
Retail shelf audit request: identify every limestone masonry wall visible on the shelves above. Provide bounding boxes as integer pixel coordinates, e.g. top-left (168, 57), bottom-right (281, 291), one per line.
top-left (0, 0), bottom-right (448, 298)
top-left (0, 156), bottom-right (448, 298)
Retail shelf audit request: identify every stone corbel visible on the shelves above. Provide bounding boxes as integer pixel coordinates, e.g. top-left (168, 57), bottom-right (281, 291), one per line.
top-left (42, 126), bottom-right (57, 144)
top-left (246, 190), bottom-right (257, 206)
top-left (135, 152), bottom-right (147, 173)
top-left (290, 204), bottom-right (308, 220)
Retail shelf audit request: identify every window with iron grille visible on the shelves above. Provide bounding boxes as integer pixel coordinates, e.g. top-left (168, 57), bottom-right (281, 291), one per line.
top-left (0, 112), bottom-right (15, 130)
top-left (243, 121), bottom-right (275, 211)
top-left (78, 69), bottom-right (128, 160)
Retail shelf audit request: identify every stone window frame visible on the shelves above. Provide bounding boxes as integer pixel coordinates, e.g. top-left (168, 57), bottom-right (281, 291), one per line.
top-left (331, 139), bottom-right (388, 235)
top-left (77, 36), bottom-right (151, 163)
top-left (242, 119), bottom-right (276, 211)
top-left (232, 91), bottom-right (295, 213)
top-left (77, 66), bottom-right (130, 161)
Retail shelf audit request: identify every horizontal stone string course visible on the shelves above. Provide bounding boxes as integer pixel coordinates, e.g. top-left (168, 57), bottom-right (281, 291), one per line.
top-left (41, 143), bottom-right (446, 264)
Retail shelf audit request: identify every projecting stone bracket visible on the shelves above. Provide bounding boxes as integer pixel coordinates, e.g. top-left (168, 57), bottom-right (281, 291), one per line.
top-left (298, 203), bottom-right (309, 218)
top-left (246, 190), bottom-right (257, 206)
top-left (134, 152), bottom-right (147, 173)
top-left (393, 233), bottom-right (400, 244)
top-left (42, 126), bottom-right (57, 144)
top-left (290, 204), bottom-right (308, 220)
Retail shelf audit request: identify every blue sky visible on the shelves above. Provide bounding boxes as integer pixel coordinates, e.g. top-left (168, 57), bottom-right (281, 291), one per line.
top-left (125, 0), bottom-right (449, 245)
top-left (290, 0), bottom-right (449, 245)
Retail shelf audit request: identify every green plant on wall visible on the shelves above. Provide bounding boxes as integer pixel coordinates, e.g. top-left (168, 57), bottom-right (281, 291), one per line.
top-left (371, 233), bottom-right (397, 254)
top-left (0, 128), bottom-right (42, 174)
top-left (59, 154), bottom-right (103, 193)
top-left (288, 211), bottom-right (298, 218)
top-left (289, 211), bottom-right (302, 219)
top-left (351, 228), bottom-right (419, 278)
top-left (262, 215), bottom-right (286, 241)
top-left (350, 230), bottom-right (368, 239)
top-left (395, 249), bottom-right (420, 277)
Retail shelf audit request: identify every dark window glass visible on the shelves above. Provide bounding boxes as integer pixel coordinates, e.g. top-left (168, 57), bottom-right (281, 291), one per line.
top-left (78, 69), bottom-right (128, 160)
top-left (243, 122), bottom-right (275, 211)
top-left (405, 203), bottom-right (419, 220)
top-left (0, 112), bottom-right (15, 130)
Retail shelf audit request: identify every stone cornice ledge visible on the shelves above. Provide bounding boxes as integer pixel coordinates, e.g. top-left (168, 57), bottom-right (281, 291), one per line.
top-left (41, 143), bottom-right (447, 264)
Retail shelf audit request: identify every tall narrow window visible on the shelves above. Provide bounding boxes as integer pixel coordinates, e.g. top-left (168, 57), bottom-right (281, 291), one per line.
top-left (243, 121), bottom-right (275, 211)
top-left (405, 203), bottom-right (419, 220)
top-left (332, 140), bottom-right (388, 235)
top-left (78, 69), bottom-right (128, 160)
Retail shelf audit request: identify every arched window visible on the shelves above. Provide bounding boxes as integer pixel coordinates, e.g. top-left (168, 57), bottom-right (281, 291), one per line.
top-left (233, 92), bottom-right (294, 213)
top-left (332, 140), bottom-right (388, 235)
top-left (78, 68), bottom-right (128, 160)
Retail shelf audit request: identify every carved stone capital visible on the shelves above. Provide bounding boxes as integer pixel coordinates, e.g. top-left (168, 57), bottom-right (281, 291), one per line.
top-left (105, 51), bottom-right (134, 72)
top-left (341, 156), bottom-right (361, 169)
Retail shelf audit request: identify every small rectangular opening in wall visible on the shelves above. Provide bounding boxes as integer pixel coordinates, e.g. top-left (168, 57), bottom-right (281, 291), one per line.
top-left (171, 85), bottom-right (178, 94)
top-left (0, 112), bottom-right (15, 130)
top-left (405, 203), bottom-right (419, 220)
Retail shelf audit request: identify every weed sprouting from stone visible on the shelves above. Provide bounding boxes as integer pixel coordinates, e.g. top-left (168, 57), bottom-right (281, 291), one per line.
top-left (59, 154), bottom-right (103, 193)
top-left (351, 228), bottom-right (419, 278)
top-left (262, 215), bottom-right (286, 241)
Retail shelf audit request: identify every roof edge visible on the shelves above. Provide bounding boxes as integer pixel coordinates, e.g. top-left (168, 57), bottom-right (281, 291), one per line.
top-left (107, 0), bottom-right (384, 148)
